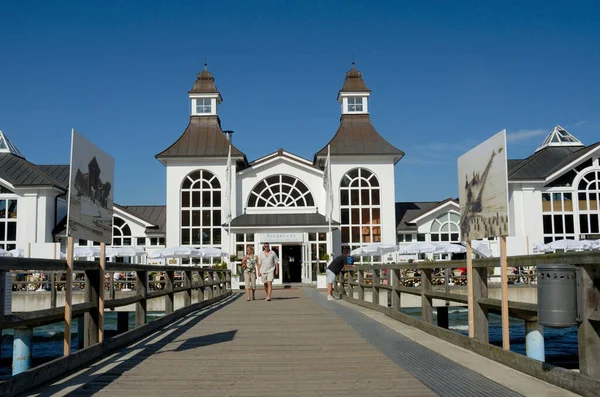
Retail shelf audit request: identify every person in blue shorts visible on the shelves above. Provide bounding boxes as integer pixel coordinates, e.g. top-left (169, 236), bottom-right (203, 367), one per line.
top-left (326, 249), bottom-right (350, 300)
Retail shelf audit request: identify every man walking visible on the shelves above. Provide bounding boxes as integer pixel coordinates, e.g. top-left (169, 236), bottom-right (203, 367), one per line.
top-left (258, 243), bottom-right (279, 301)
top-left (327, 249), bottom-right (350, 300)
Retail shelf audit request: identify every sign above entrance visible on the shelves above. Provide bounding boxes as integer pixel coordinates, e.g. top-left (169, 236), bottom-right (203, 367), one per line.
top-left (262, 233), bottom-right (303, 243)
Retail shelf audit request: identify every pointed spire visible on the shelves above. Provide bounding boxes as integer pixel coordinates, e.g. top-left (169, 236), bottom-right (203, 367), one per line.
top-left (338, 61), bottom-right (371, 96)
top-left (189, 63), bottom-right (221, 96)
top-left (0, 131), bottom-right (24, 158)
top-left (535, 125), bottom-right (584, 152)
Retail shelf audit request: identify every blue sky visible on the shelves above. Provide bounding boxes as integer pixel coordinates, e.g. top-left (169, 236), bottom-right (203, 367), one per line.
top-left (1, 1), bottom-right (599, 205)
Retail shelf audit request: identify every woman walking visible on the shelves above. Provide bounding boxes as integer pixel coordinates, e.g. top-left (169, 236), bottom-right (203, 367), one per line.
top-left (241, 246), bottom-right (257, 301)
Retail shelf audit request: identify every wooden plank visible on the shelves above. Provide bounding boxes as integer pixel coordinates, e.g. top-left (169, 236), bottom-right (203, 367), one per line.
top-left (421, 268), bottom-right (433, 324)
top-left (64, 237), bottom-right (73, 357)
top-left (184, 270), bottom-right (192, 306)
top-left (578, 264), bottom-right (600, 378)
top-left (165, 270), bottom-right (174, 315)
top-left (466, 241), bottom-right (474, 338)
top-left (23, 289), bottom-right (436, 397)
top-left (500, 236), bottom-right (509, 350)
top-left (473, 265), bottom-right (489, 343)
top-left (135, 271), bottom-right (147, 328)
top-left (83, 263), bottom-right (101, 348)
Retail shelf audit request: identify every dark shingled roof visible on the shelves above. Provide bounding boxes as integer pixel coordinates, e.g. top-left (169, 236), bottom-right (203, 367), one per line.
top-left (36, 165), bottom-right (70, 188)
top-left (508, 143), bottom-right (600, 181)
top-left (189, 65), bottom-right (221, 96)
top-left (229, 213), bottom-right (339, 228)
top-left (339, 63), bottom-right (371, 94)
top-left (396, 201), bottom-right (443, 232)
top-left (116, 205), bottom-right (166, 234)
top-left (0, 153), bottom-right (67, 190)
top-left (315, 114), bottom-right (404, 161)
top-left (156, 116), bottom-right (246, 159)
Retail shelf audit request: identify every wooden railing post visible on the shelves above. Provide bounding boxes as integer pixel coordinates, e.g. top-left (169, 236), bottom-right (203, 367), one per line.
top-left (50, 271), bottom-right (57, 308)
top-left (346, 269), bottom-right (353, 298)
top-left (165, 270), bottom-right (175, 315)
top-left (578, 264), bottom-right (600, 378)
top-left (198, 270), bottom-right (205, 302)
top-left (110, 272), bottom-right (115, 300)
top-left (184, 270), bottom-right (192, 306)
top-left (421, 268), bottom-right (433, 324)
top-left (83, 265), bottom-right (102, 348)
top-left (358, 269), bottom-right (365, 301)
top-left (473, 265), bottom-right (489, 343)
top-left (135, 270), bottom-right (148, 327)
top-left (391, 268), bottom-right (401, 310)
top-left (372, 269), bottom-right (380, 305)
top-left (206, 271), bottom-right (214, 300)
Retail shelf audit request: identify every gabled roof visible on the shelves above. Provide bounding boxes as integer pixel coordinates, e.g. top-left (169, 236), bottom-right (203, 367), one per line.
top-left (0, 153), bottom-right (67, 190)
top-left (314, 114), bottom-right (404, 163)
top-left (36, 165), bottom-right (70, 188)
top-left (508, 143), bottom-right (600, 181)
top-left (395, 198), bottom-right (459, 232)
top-left (396, 201), bottom-right (440, 232)
top-left (245, 148), bottom-right (321, 173)
top-left (115, 205), bottom-right (166, 234)
top-left (155, 115), bottom-right (247, 162)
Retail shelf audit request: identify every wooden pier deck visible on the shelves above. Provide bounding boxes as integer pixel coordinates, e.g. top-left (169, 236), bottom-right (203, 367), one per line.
top-left (24, 288), bottom-right (576, 397)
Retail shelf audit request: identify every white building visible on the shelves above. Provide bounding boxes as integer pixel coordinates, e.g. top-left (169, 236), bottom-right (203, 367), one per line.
top-left (3, 66), bottom-right (599, 282)
top-left (155, 64), bottom-right (404, 284)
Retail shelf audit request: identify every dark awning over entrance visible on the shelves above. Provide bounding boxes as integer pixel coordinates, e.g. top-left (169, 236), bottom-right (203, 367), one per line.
top-left (226, 213), bottom-right (339, 229)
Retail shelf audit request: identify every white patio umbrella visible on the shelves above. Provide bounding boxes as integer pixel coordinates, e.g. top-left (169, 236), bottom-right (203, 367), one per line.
top-left (433, 243), bottom-right (466, 254)
top-left (400, 242), bottom-right (437, 254)
top-left (196, 247), bottom-right (228, 258)
top-left (350, 243), bottom-right (397, 256)
top-left (467, 240), bottom-right (494, 258)
top-left (160, 246), bottom-right (202, 259)
top-left (73, 246), bottom-right (101, 258)
top-left (532, 243), bottom-right (552, 253)
top-left (9, 248), bottom-right (24, 258)
top-left (106, 246), bottom-right (147, 257)
top-left (546, 239), bottom-right (585, 251)
top-left (0, 248), bottom-right (13, 257)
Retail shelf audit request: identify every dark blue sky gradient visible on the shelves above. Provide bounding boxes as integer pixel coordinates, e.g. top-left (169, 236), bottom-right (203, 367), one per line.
top-left (1, 1), bottom-right (599, 204)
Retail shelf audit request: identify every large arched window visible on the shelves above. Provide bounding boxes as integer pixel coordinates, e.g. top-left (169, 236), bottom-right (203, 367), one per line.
top-left (430, 212), bottom-right (460, 242)
top-left (577, 169), bottom-right (600, 236)
top-left (113, 217), bottom-right (132, 246)
top-left (340, 168), bottom-right (381, 251)
top-left (181, 170), bottom-right (222, 246)
top-left (247, 174), bottom-right (314, 207)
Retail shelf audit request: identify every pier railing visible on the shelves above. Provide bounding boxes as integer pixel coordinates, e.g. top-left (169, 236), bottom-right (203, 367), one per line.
top-left (0, 255), bottom-right (231, 392)
top-left (336, 251), bottom-right (600, 396)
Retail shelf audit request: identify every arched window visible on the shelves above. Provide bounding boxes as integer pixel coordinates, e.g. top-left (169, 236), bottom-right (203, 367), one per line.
top-left (113, 217), bottom-right (132, 246)
top-left (247, 174), bottom-right (314, 207)
top-left (0, 198), bottom-right (17, 251)
top-left (339, 168), bottom-right (381, 252)
top-left (577, 169), bottom-right (600, 236)
top-left (430, 212), bottom-right (460, 242)
top-left (181, 170), bottom-right (222, 246)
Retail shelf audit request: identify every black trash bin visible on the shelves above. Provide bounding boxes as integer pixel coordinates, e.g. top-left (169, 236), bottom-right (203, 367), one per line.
top-left (537, 263), bottom-right (578, 328)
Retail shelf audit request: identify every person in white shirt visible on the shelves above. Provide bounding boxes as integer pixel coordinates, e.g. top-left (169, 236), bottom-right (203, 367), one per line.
top-left (258, 243), bottom-right (279, 301)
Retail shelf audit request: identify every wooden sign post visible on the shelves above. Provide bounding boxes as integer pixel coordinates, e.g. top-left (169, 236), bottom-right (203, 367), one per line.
top-left (64, 237), bottom-right (74, 356)
top-left (99, 242), bottom-right (106, 343)
top-left (500, 235), bottom-right (510, 350)
top-left (466, 242), bottom-right (474, 338)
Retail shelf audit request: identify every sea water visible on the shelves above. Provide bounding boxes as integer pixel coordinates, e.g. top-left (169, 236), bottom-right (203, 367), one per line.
top-left (405, 307), bottom-right (579, 368)
top-left (0, 312), bottom-right (164, 379)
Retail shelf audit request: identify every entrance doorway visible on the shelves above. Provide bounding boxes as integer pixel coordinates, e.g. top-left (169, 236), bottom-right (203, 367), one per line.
top-left (281, 245), bottom-right (302, 283)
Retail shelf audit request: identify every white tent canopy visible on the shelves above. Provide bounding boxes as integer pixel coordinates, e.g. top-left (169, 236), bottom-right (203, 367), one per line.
top-left (350, 243), bottom-right (397, 256)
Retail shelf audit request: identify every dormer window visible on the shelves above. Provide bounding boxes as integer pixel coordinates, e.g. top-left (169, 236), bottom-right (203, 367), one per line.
top-left (348, 97), bottom-right (363, 112)
top-left (195, 98), bottom-right (212, 114)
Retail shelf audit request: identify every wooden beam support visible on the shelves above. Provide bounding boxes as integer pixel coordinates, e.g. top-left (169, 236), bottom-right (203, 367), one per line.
top-left (135, 271), bottom-right (147, 328)
top-left (165, 270), bottom-right (175, 315)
